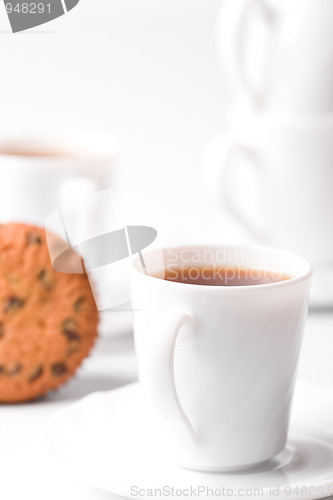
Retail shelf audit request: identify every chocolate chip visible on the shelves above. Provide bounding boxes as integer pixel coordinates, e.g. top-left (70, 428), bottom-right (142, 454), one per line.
top-left (37, 269), bottom-right (54, 291)
top-left (62, 319), bottom-right (80, 342)
top-left (4, 296), bottom-right (25, 313)
top-left (26, 232), bottom-right (43, 245)
top-left (38, 269), bottom-right (46, 279)
top-left (28, 365), bottom-right (44, 383)
top-left (7, 363), bottom-right (22, 376)
top-left (0, 323), bottom-right (4, 339)
top-left (74, 296), bottom-right (85, 312)
top-left (0, 366), bottom-right (5, 375)
top-left (51, 362), bottom-right (68, 377)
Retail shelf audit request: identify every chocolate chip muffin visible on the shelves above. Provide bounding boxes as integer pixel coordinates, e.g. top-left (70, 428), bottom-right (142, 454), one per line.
top-left (0, 223), bottom-right (98, 403)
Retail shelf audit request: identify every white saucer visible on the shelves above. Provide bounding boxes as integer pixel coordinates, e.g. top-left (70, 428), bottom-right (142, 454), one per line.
top-left (44, 382), bottom-right (333, 499)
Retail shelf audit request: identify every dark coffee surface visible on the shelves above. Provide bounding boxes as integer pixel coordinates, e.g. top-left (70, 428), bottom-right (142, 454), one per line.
top-left (163, 266), bottom-right (292, 286)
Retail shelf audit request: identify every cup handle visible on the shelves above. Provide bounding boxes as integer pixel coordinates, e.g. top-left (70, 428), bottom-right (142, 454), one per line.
top-left (202, 134), bottom-right (267, 241)
top-left (140, 310), bottom-right (195, 445)
top-left (217, 0), bottom-right (275, 108)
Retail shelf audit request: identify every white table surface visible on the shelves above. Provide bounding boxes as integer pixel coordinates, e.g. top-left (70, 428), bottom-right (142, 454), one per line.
top-left (0, 309), bottom-right (332, 500)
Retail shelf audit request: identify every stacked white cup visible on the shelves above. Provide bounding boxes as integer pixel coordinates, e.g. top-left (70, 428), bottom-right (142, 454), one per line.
top-left (204, 0), bottom-right (333, 306)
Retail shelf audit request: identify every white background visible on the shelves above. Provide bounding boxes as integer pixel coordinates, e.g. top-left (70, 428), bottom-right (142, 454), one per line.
top-left (0, 0), bottom-right (236, 244)
top-left (0, 2), bottom-right (333, 500)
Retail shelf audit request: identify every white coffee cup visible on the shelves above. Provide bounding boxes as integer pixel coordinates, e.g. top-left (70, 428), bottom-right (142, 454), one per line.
top-left (217, 0), bottom-right (333, 113)
top-left (131, 245), bottom-right (312, 472)
top-left (203, 114), bottom-right (333, 305)
top-left (0, 129), bottom-right (120, 323)
top-left (0, 128), bottom-right (117, 225)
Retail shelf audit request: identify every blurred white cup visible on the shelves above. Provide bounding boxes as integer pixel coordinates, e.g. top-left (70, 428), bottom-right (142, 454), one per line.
top-left (217, 0), bottom-right (333, 114)
top-left (0, 129), bottom-right (129, 334)
top-left (0, 128), bottom-right (117, 225)
top-left (203, 113), bottom-right (333, 305)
